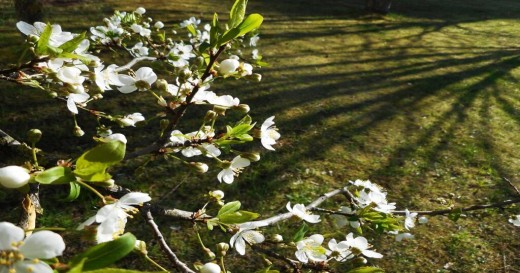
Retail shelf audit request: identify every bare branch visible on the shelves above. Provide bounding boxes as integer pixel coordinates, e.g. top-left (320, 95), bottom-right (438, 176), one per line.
top-left (503, 177), bottom-right (520, 196)
top-left (393, 197), bottom-right (520, 216)
top-left (141, 203), bottom-right (196, 273)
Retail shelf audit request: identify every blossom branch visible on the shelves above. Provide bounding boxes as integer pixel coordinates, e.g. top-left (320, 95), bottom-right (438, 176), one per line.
top-left (114, 56), bottom-right (157, 72)
top-left (141, 203), bottom-right (197, 273)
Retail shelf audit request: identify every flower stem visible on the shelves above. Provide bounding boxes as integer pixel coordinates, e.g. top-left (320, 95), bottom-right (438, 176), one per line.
top-left (144, 254), bottom-right (169, 272)
top-left (220, 256), bottom-right (227, 273)
top-left (75, 179), bottom-right (106, 204)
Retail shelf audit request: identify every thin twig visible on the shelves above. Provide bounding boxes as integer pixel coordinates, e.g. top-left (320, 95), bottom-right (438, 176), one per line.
top-left (114, 56), bottom-right (157, 72)
top-left (251, 244), bottom-right (301, 273)
top-left (504, 177), bottom-right (520, 196)
top-left (393, 197), bottom-right (520, 216)
top-left (141, 203), bottom-right (196, 273)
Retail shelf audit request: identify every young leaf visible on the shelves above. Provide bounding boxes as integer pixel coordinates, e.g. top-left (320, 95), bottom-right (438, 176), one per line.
top-left (219, 210), bottom-right (260, 224)
top-left (292, 222), bottom-right (309, 242)
top-left (186, 24), bottom-right (197, 36)
top-left (229, 0), bottom-right (248, 29)
top-left (35, 166), bottom-right (75, 185)
top-left (66, 257), bottom-right (86, 273)
top-left (347, 267), bottom-right (385, 273)
top-left (35, 23), bottom-right (52, 55)
top-left (59, 32), bottom-right (87, 53)
top-left (218, 201), bottom-right (241, 217)
top-left (69, 233), bottom-right (137, 271)
top-left (73, 140), bottom-right (126, 182)
top-left (219, 13), bottom-right (263, 45)
top-left (210, 13), bottom-right (220, 47)
top-left (64, 181), bottom-right (81, 201)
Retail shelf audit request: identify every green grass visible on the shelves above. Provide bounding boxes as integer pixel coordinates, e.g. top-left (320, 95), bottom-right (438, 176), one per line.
top-left (2, 0), bottom-right (520, 272)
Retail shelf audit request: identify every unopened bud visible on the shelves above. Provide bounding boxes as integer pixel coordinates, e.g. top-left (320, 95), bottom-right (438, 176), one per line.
top-left (155, 79), bottom-right (168, 92)
top-left (28, 34), bottom-right (39, 43)
top-left (92, 94), bottom-right (104, 100)
top-left (135, 80), bottom-right (151, 91)
top-left (200, 263), bottom-right (221, 273)
top-left (216, 242), bottom-right (229, 257)
top-left (194, 56), bottom-right (205, 67)
top-left (209, 190), bottom-right (224, 200)
top-left (48, 91), bottom-right (58, 98)
top-left (27, 129), bottom-right (42, 144)
top-left (0, 166), bottom-right (31, 189)
top-left (240, 152), bottom-right (260, 162)
top-left (73, 126), bottom-right (85, 137)
top-left (160, 119), bottom-right (170, 131)
top-left (204, 110), bottom-right (217, 123)
top-left (272, 234), bottom-right (283, 242)
top-left (203, 247), bottom-right (216, 260)
top-left (134, 240), bottom-right (148, 255)
top-left (97, 179), bottom-right (115, 187)
top-left (418, 216), bottom-right (428, 224)
top-left (157, 96), bottom-right (168, 107)
top-left (235, 104), bottom-right (250, 113)
top-left (247, 73), bottom-right (262, 82)
top-left (353, 257), bottom-right (367, 265)
top-left (213, 105), bottom-right (227, 116)
top-left (179, 68), bottom-right (192, 80)
top-left (190, 162), bottom-right (209, 173)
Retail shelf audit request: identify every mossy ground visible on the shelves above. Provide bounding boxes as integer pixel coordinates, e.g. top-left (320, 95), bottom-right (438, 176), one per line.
top-left (1, 0), bottom-right (520, 272)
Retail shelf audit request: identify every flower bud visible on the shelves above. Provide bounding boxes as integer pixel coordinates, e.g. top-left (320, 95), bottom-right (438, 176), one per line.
top-left (200, 263), bottom-right (221, 273)
top-left (154, 21), bottom-right (164, 29)
top-left (97, 179), bottom-right (115, 187)
top-left (272, 234), bottom-right (283, 242)
top-left (213, 106), bottom-right (227, 116)
top-left (48, 91), bottom-right (58, 98)
top-left (160, 119), bottom-right (170, 131)
top-left (194, 56), bottom-right (205, 67)
top-left (418, 216), bottom-right (428, 224)
top-left (0, 166), bottom-right (31, 188)
top-left (247, 73), bottom-right (262, 82)
top-left (209, 190), bottom-right (224, 200)
top-left (203, 247), bottom-right (216, 260)
top-left (240, 152), bottom-right (260, 162)
top-left (190, 162), bottom-right (208, 173)
top-left (73, 126), bottom-right (85, 137)
top-left (216, 242), bottom-right (229, 257)
top-left (135, 7), bottom-right (146, 15)
top-left (134, 240), bottom-right (148, 255)
top-left (156, 79), bottom-right (168, 92)
top-left (179, 68), bottom-right (192, 80)
top-left (157, 96), bottom-right (168, 107)
top-left (204, 110), bottom-right (217, 123)
top-left (235, 104), bottom-right (250, 113)
top-left (218, 59), bottom-right (239, 76)
top-left (92, 94), bottom-right (103, 100)
top-left (27, 129), bottom-right (42, 144)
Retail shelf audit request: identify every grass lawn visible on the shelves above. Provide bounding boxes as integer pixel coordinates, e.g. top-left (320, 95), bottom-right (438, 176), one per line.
top-left (1, 0), bottom-right (520, 272)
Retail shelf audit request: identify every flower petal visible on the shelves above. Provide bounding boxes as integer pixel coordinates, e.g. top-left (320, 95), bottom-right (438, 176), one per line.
top-left (14, 260), bottom-right (54, 273)
top-left (0, 222), bottom-right (24, 250)
top-left (19, 230), bottom-right (65, 259)
top-left (118, 192), bottom-right (151, 206)
top-left (234, 237), bottom-right (246, 255)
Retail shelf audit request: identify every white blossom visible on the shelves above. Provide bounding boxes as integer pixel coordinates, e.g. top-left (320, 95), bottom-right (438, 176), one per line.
top-left (16, 21), bottom-right (73, 47)
top-left (295, 234), bottom-right (329, 263)
top-left (180, 17), bottom-right (201, 28)
top-left (0, 166), bottom-right (30, 188)
top-left (57, 66), bottom-right (85, 93)
top-left (219, 58), bottom-right (240, 75)
top-left (94, 64), bottom-right (123, 91)
top-left (130, 24), bottom-right (151, 37)
top-left (217, 156), bottom-right (250, 184)
top-left (134, 7), bottom-right (146, 15)
top-left (230, 221), bottom-right (267, 255)
top-left (168, 43), bottom-right (195, 68)
top-left (286, 202), bottom-right (321, 223)
top-left (67, 92), bottom-right (90, 114)
top-left (119, 113), bottom-right (145, 127)
top-left (509, 215), bottom-right (520, 227)
top-left (118, 67), bottom-right (157, 93)
top-left (154, 21), bottom-right (164, 29)
top-left (418, 216), bottom-right (428, 224)
top-left (260, 116), bottom-right (281, 151)
top-left (131, 42), bottom-right (149, 57)
top-left (344, 233), bottom-right (383, 259)
top-left (404, 209), bottom-right (418, 230)
top-left (200, 263), bottom-right (221, 273)
top-left (328, 238), bottom-right (353, 261)
top-left (395, 232), bottom-right (415, 242)
top-left (78, 192), bottom-right (151, 243)
top-left (0, 222), bottom-right (65, 273)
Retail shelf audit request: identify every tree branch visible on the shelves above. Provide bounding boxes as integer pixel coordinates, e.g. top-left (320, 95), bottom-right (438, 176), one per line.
top-left (393, 197), bottom-right (520, 216)
top-left (141, 203), bottom-right (196, 273)
top-left (114, 56), bottom-right (157, 72)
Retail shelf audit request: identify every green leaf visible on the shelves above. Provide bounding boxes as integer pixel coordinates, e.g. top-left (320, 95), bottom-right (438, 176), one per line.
top-left (220, 13), bottom-right (263, 45)
top-left (347, 266), bottom-right (385, 273)
top-left (229, 0), bottom-right (248, 29)
top-left (66, 258), bottom-right (86, 273)
top-left (35, 166), bottom-right (75, 185)
top-left (73, 140), bottom-right (126, 182)
top-left (235, 115), bottom-right (252, 126)
top-left (70, 233), bottom-right (136, 271)
top-left (59, 52), bottom-right (92, 64)
top-left (210, 13), bottom-right (220, 47)
top-left (85, 269), bottom-right (164, 273)
top-left (292, 222), bottom-right (308, 242)
top-left (64, 181), bottom-right (81, 201)
top-left (219, 210), bottom-right (260, 224)
top-left (217, 201), bottom-right (241, 216)
top-left (186, 24), bottom-right (197, 36)
top-left (59, 32), bottom-right (87, 53)
top-left (35, 23), bottom-right (52, 55)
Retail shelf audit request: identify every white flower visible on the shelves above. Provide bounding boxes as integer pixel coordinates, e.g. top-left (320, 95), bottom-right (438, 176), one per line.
top-left (333, 206), bottom-right (360, 228)
top-left (181, 146), bottom-right (202, 157)
top-left (217, 156), bottom-right (250, 184)
top-left (169, 130), bottom-right (186, 146)
top-left (509, 215), bottom-right (520, 226)
top-left (286, 202), bottom-right (321, 223)
top-left (200, 262), bottom-right (221, 273)
top-left (168, 43), bottom-right (195, 68)
top-left (78, 192), bottom-right (151, 243)
top-left (131, 42), bottom-right (149, 57)
top-left (0, 166), bottom-right (30, 188)
top-left (135, 7), bottom-right (146, 15)
top-left (154, 21), bottom-right (164, 29)
top-left (103, 133), bottom-right (127, 144)
top-left (249, 34), bottom-right (259, 47)
top-left (230, 222), bottom-right (267, 255)
top-left (180, 17), bottom-right (201, 28)
top-left (240, 63), bottom-right (253, 76)
top-left (356, 189), bottom-right (395, 214)
top-left (404, 209), bottom-right (417, 230)
top-left (395, 232), bottom-right (415, 242)
top-left (0, 222), bottom-right (65, 273)
top-left (328, 238), bottom-right (353, 261)
top-left (350, 179), bottom-right (383, 194)
top-left (219, 59), bottom-right (240, 75)
top-left (210, 190), bottom-right (224, 200)
top-left (57, 66), bottom-right (85, 93)
top-left (295, 234), bottom-right (329, 263)
top-left (94, 64), bottom-right (123, 91)
top-left (16, 21), bottom-right (73, 47)
top-left (344, 233), bottom-right (383, 259)
top-left (130, 24), bottom-right (151, 37)
top-left (260, 116), bottom-right (280, 151)
top-left (118, 67), bottom-right (157, 93)
top-left (67, 92), bottom-right (90, 114)
top-left (119, 113), bottom-right (145, 127)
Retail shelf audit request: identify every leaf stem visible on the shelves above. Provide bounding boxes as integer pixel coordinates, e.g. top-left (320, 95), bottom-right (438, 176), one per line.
top-left (75, 180), bottom-right (106, 204)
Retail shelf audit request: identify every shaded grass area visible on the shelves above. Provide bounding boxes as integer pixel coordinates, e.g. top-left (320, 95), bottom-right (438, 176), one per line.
top-left (2, 0), bottom-right (520, 272)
